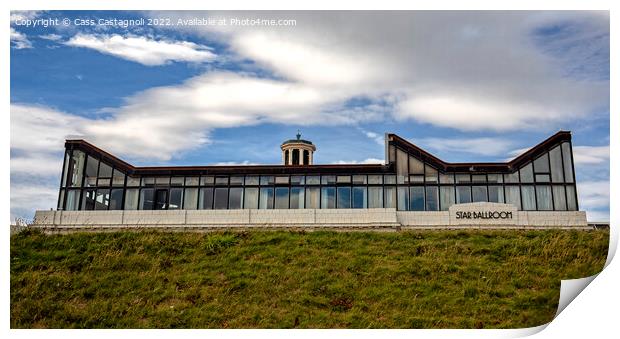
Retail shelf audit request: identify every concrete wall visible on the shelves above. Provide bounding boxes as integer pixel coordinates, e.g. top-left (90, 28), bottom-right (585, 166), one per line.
top-left (33, 203), bottom-right (588, 231)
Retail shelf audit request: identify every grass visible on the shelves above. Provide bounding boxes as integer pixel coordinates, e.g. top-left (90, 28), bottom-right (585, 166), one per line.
top-left (10, 228), bottom-right (608, 329)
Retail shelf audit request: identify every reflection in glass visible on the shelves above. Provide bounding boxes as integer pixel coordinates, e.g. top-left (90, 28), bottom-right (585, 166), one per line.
top-left (321, 187), bottom-right (336, 208)
top-left (275, 187), bottom-right (289, 209)
top-left (244, 188), bottom-right (259, 209)
top-left (337, 187), bottom-right (351, 208)
top-left (409, 187), bottom-right (424, 211)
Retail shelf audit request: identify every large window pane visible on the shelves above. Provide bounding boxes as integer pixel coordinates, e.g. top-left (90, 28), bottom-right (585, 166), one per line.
top-left (140, 188), bottom-right (154, 210)
top-left (275, 176), bottom-right (289, 184)
top-left (472, 175), bottom-right (486, 183)
top-left (321, 187), bottom-right (336, 209)
top-left (61, 152), bottom-right (70, 187)
top-left (352, 175), bottom-right (367, 185)
top-left (455, 174), bottom-right (470, 183)
top-left (98, 162), bottom-right (113, 186)
top-left (215, 177), bottom-right (228, 186)
top-left (409, 156), bottom-right (424, 174)
top-left (337, 176), bottom-right (351, 184)
top-left (440, 186), bottom-right (455, 211)
top-left (472, 186), bottom-right (488, 202)
top-left (456, 186), bottom-right (471, 204)
top-left (109, 189), bottom-right (124, 210)
top-left (562, 143), bottom-right (574, 183)
top-left (185, 177), bottom-right (199, 186)
top-left (439, 173), bottom-right (454, 184)
top-left (321, 175), bottom-right (336, 185)
top-left (487, 174), bottom-right (503, 183)
top-left (535, 174), bottom-right (550, 183)
top-left (384, 175), bottom-right (396, 185)
top-left (290, 187), bottom-right (305, 209)
top-left (409, 187), bottom-right (424, 211)
top-left (504, 172), bottom-right (519, 183)
top-left (396, 149), bottom-right (408, 184)
top-left (245, 176), bottom-right (259, 185)
top-left (505, 186), bottom-right (521, 210)
top-left (306, 176), bottom-right (320, 185)
top-left (520, 164), bottom-right (534, 183)
top-left (112, 169), bottom-right (125, 187)
top-left (260, 176), bottom-right (274, 185)
top-left (291, 176), bottom-right (305, 185)
top-left (397, 187), bottom-right (409, 211)
top-left (199, 188), bottom-right (214, 209)
top-left (65, 189), bottom-right (80, 211)
top-left (425, 165), bottom-right (438, 183)
top-left (553, 186), bottom-right (567, 211)
top-left (124, 189), bottom-right (139, 210)
top-left (230, 176), bottom-right (244, 185)
top-left (337, 187), bottom-right (351, 208)
top-left (85, 155), bottom-right (98, 187)
top-left (549, 146), bottom-right (564, 183)
top-left (305, 187), bottom-right (320, 209)
top-left (384, 187), bottom-right (396, 208)
top-left (521, 186), bottom-right (536, 211)
top-left (169, 188), bottom-right (183, 210)
top-left (184, 188), bottom-right (198, 210)
top-left (566, 185), bottom-right (577, 211)
top-left (58, 190), bottom-right (65, 210)
top-left (82, 189), bottom-right (96, 210)
top-left (244, 188), bottom-right (259, 209)
top-left (488, 186), bottom-right (504, 203)
top-left (127, 177), bottom-right (140, 187)
top-left (214, 188), bottom-right (229, 209)
top-left (275, 187), bottom-right (289, 209)
top-left (201, 176), bottom-right (215, 186)
top-left (259, 188), bottom-right (274, 209)
top-left (352, 187), bottom-right (367, 208)
top-left (368, 187), bottom-right (383, 208)
top-left (534, 153), bottom-right (550, 173)
top-left (426, 186), bottom-right (439, 211)
top-left (536, 186), bottom-right (553, 211)
top-left (95, 189), bottom-right (110, 210)
top-left (229, 187), bottom-right (243, 209)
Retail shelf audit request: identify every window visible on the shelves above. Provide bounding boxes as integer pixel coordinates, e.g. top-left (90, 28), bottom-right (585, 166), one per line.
top-left (65, 190), bottom-right (81, 211)
top-left (125, 189), bottom-right (139, 210)
top-left (384, 175), bottom-right (396, 185)
top-left (95, 189), bottom-right (110, 210)
top-left (275, 176), bottom-right (289, 184)
top-left (259, 188), bottom-right (274, 209)
top-left (439, 173), bottom-right (454, 184)
top-left (230, 176), bottom-right (244, 185)
top-left (536, 186), bottom-right (553, 211)
top-left (127, 177), bottom-right (140, 187)
top-left (185, 177), bottom-right (199, 186)
top-left (409, 187), bottom-right (424, 211)
top-left (201, 176), bottom-right (215, 186)
top-left (368, 175), bottom-right (383, 185)
top-left (337, 187), bottom-right (351, 208)
top-left (214, 188), bottom-right (229, 209)
top-left (487, 174), bottom-right (503, 184)
top-left (384, 187), bottom-right (396, 208)
top-left (292, 149), bottom-right (300, 165)
top-left (85, 155), bottom-right (98, 187)
top-left (488, 186), bottom-right (504, 203)
top-left (112, 169), bottom-right (125, 187)
top-left (352, 187), bottom-right (367, 208)
top-left (426, 186), bottom-right (439, 211)
top-left (456, 186), bottom-right (471, 204)
top-left (155, 190), bottom-right (167, 210)
top-left (520, 164), bottom-right (534, 183)
top-left (291, 176), bottom-right (305, 185)
top-left (184, 188), bottom-right (198, 210)
top-left (455, 174), bottom-right (470, 183)
top-left (306, 176), bottom-right (320, 185)
top-left (425, 165), bottom-right (438, 183)
top-left (58, 190), bottom-right (65, 210)
top-left (352, 175), bottom-right (367, 185)
top-left (169, 188), bottom-right (183, 210)
top-left (472, 186), bottom-right (487, 202)
top-left (244, 188), bottom-right (259, 209)
top-left (260, 176), bottom-right (274, 185)
top-left (142, 177), bottom-right (155, 186)
top-left (275, 187), bottom-right (289, 209)
top-left (321, 175), bottom-right (336, 185)
top-left (290, 187), bottom-right (305, 209)
top-left (229, 187), bottom-right (243, 209)
top-left (321, 187), bottom-right (336, 208)
top-left (440, 186), bottom-right (455, 211)
top-left (535, 174), bottom-right (550, 183)
top-left (549, 146), bottom-right (564, 183)
top-left (471, 175), bottom-right (486, 183)
top-left (61, 152), bottom-right (70, 187)
top-left (109, 189), bottom-right (124, 210)
top-left (306, 187), bottom-right (320, 209)
top-left (368, 187), bottom-right (383, 208)
top-left (534, 153), bottom-right (550, 173)
top-left (397, 187), bottom-right (409, 211)
top-left (521, 186), bottom-right (536, 211)
top-left (82, 189), bottom-right (96, 210)
top-left (171, 177), bottom-right (185, 186)
top-left (553, 186), bottom-right (567, 211)
top-left (410, 175), bottom-right (424, 183)
top-left (409, 156), bottom-right (424, 174)
top-left (303, 150), bottom-right (310, 165)
top-left (566, 185), bottom-right (577, 210)
top-left (245, 176), bottom-right (259, 185)
top-left (505, 186), bottom-right (521, 210)
top-left (199, 188), bottom-right (214, 209)
top-left (97, 162), bottom-right (113, 186)
top-left (562, 143), bottom-right (574, 183)
top-left (504, 172), bottom-right (519, 183)
top-left (215, 177), bottom-right (228, 185)
top-left (68, 151), bottom-right (86, 188)
top-left (337, 176), bottom-right (351, 184)
top-left (396, 149), bottom-right (408, 184)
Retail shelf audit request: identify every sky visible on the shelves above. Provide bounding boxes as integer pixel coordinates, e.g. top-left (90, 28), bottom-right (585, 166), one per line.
top-left (10, 10), bottom-right (610, 221)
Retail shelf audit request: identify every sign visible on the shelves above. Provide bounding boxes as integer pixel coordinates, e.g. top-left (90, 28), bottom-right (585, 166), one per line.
top-left (455, 211), bottom-right (513, 220)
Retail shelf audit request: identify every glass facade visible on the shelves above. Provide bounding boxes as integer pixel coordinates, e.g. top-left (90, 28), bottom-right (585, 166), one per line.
top-left (57, 134), bottom-right (579, 212)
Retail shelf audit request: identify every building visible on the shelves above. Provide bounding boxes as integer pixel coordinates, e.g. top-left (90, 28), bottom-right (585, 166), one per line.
top-left (33, 131), bottom-right (587, 231)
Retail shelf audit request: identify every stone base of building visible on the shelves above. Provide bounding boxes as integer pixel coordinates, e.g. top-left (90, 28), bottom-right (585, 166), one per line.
top-left (31, 203), bottom-right (589, 233)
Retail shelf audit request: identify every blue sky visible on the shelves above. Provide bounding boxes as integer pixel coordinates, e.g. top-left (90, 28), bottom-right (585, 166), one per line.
top-left (10, 10), bottom-right (610, 221)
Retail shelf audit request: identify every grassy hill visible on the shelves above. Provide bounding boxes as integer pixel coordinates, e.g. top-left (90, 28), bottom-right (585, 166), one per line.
top-left (11, 228), bottom-right (608, 328)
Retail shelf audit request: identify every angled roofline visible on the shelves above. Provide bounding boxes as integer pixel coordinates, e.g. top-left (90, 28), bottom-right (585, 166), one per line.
top-left (386, 130), bottom-right (572, 173)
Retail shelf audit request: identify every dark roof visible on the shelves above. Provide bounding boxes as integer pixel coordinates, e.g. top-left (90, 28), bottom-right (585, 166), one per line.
top-left (282, 139), bottom-right (313, 145)
top-left (387, 130), bottom-right (572, 173)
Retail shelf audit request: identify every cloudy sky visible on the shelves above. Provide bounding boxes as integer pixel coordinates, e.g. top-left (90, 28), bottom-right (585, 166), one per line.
top-left (10, 10), bottom-right (609, 221)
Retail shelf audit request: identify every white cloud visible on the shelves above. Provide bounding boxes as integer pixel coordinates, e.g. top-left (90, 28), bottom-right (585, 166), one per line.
top-left (212, 160), bottom-right (260, 166)
top-left (65, 34), bottom-right (217, 66)
top-left (412, 137), bottom-right (514, 158)
top-left (573, 145), bottom-right (609, 164)
top-left (359, 128), bottom-right (385, 146)
top-left (10, 28), bottom-right (32, 49)
top-left (577, 180), bottom-right (609, 213)
top-left (332, 158), bottom-right (384, 165)
top-left (10, 10), bottom-right (40, 24)
top-left (39, 33), bottom-right (62, 41)
top-left (11, 184), bottom-right (59, 222)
